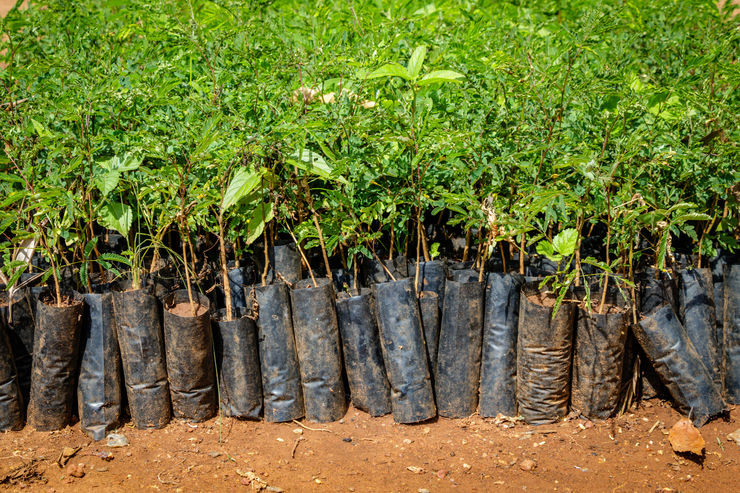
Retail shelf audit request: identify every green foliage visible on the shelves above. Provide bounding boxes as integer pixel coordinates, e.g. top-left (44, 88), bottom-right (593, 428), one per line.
top-left (0, 0), bottom-right (736, 293)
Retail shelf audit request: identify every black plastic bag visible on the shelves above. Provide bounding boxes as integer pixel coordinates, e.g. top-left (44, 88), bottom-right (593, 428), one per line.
top-left (336, 293), bottom-right (391, 417)
top-left (635, 304), bottom-right (726, 426)
top-left (163, 290), bottom-right (217, 422)
top-left (263, 243), bottom-right (302, 284)
top-left (291, 279), bottom-right (347, 422)
top-left (113, 288), bottom-right (171, 429)
top-left (363, 255), bottom-right (408, 286)
top-left (479, 273), bottom-right (524, 418)
top-left (255, 283), bottom-right (304, 422)
top-left (374, 278), bottom-right (436, 423)
top-left (435, 279), bottom-right (485, 418)
top-left (516, 283), bottom-right (576, 425)
top-left (417, 291), bottom-right (440, 380)
top-left (0, 324), bottom-right (23, 431)
top-left (27, 290), bottom-right (84, 431)
top-left (78, 291), bottom-right (123, 440)
top-left (412, 260), bottom-right (446, 310)
top-left (212, 308), bottom-right (262, 418)
top-left (571, 290), bottom-right (630, 419)
top-left (0, 288), bottom-right (35, 406)
top-left (678, 268), bottom-right (721, 388)
top-left (724, 264), bottom-right (740, 403)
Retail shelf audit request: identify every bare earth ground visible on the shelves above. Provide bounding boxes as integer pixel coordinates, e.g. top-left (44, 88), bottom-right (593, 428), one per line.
top-left (1, 403), bottom-right (739, 492)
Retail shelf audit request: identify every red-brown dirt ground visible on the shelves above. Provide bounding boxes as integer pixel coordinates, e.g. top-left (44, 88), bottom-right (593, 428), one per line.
top-left (1, 402), bottom-right (739, 492)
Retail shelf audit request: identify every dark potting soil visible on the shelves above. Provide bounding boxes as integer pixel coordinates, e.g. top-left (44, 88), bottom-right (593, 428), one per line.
top-left (37, 293), bottom-right (82, 308)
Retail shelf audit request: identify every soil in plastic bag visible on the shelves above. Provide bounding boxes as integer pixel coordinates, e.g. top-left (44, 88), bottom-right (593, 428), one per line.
top-left (113, 288), bottom-right (171, 429)
top-left (435, 279), bottom-right (485, 418)
top-left (291, 279), bottom-right (347, 422)
top-left (255, 283), bottom-right (304, 422)
top-left (678, 268), bottom-right (721, 389)
top-left (711, 251), bottom-right (737, 358)
top-left (78, 290), bottom-right (123, 440)
top-left (0, 323), bottom-right (24, 431)
top-left (635, 304), bottom-right (726, 427)
top-left (212, 308), bottom-right (262, 418)
top-left (571, 289), bottom-right (630, 419)
top-left (373, 278), bottom-right (436, 423)
top-left (479, 273), bottom-right (524, 418)
top-left (418, 291), bottom-right (440, 382)
top-left (163, 290), bottom-right (217, 422)
top-left (27, 290), bottom-right (84, 431)
top-left (724, 264), bottom-right (740, 403)
top-left (0, 288), bottom-right (35, 407)
top-left (332, 268), bottom-right (355, 295)
top-left (335, 292), bottom-right (391, 417)
top-left (516, 283), bottom-right (576, 425)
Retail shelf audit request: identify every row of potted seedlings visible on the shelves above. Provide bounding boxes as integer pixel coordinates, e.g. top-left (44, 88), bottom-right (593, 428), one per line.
top-left (1, 240), bottom-right (739, 437)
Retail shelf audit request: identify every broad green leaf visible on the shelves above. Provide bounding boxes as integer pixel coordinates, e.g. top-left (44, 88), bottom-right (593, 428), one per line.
top-left (417, 70), bottom-right (464, 86)
top-left (365, 62), bottom-right (410, 81)
top-left (222, 168), bottom-right (263, 212)
top-left (536, 240), bottom-right (561, 262)
top-left (98, 202), bottom-right (133, 237)
top-left (244, 202), bottom-right (274, 245)
top-left (287, 149), bottom-right (347, 184)
top-left (552, 228), bottom-right (578, 257)
top-left (30, 119), bottom-right (52, 138)
top-left (407, 45), bottom-right (427, 80)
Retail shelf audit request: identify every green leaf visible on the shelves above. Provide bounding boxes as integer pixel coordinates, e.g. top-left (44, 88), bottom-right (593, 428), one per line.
top-left (536, 240), bottom-right (561, 262)
top-left (552, 228), bottom-right (578, 257)
top-left (365, 62), bottom-right (410, 81)
top-left (417, 70), bottom-right (464, 86)
top-left (407, 45), bottom-right (427, 80)
top-left (287, 149), bottom-right (347, 184)
top-left (244, 202), bottom-right (274, 245)
top-left (98, 253), bottom-right (132, 266)
top-left (222, 168), bottom-right (263, 212)
top-left (98, 202), bottom-right (133, 237)
top-left (30, 118), bottom-right (52, 138)
top-left (83, 237), bottom-right (98, 258)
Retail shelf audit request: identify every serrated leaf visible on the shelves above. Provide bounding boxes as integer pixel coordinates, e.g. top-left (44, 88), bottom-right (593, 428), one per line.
top-left (417, 70), bottom-right (464, 86)
top-left (552, 228), bottom-right (578, 257)
top-left (365, 62), bottom-right (410, 81)
top-left (98, 202), bottom-right (132, 237)
top-left (407, 45), bottom-right (427, 80)
top-left (222, 167), bottom-right (263, 212)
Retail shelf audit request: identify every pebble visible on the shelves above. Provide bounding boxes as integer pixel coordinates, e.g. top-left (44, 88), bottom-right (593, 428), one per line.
top-left (266, 487), bottom-right (284, 492)
top-left (462, 463), bottom-right (471, 471)
top-left (436, 469), bottom-right (448, 479)
top-left (419, 489), bottom-right (431, 493)
top-left (66, 464), bottom-right (85, 478)
top-left (519, 459), bottom-right (536, 471)
top-left (293, 428), bottom-right (303, 435)
top-left (343, 437), bottom-right (352, 443)
top-left (208, 451), bottom-right (221, 458)
top-left (403, 439), bottom-right (413, 444)
top-left (106, 433), bottom-right (129, 448)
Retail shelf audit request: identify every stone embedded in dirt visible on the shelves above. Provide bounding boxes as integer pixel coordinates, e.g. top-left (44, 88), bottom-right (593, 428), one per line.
top-left (293, 428), bottom-right (303, 435)
top-left (727, 429), bottom-right (740, 446)
top-left (403, 439), bottom-right (413, 444)
top-left (66, 464), bottom-right (85, 478)
top-left (106, 433), bottom-right (129, 448)
top-left (668, 418), bottom-right (705, 455)
top-left (343, 437), bottom-right (352, 443)
top-left (436, 469), bottom-right (448, 479)
top-left (519, 459), bottom-right (536, 471)
top-left (463, 463), bottom-right (472, 471)
top-left (406, 466), bottom-right (423, 474)
top-left (208, 451), bottom-right (221, 458)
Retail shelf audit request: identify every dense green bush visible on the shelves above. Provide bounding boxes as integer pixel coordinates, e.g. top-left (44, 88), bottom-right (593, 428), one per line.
top-left (1, 0), bottom-right (738, 306)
